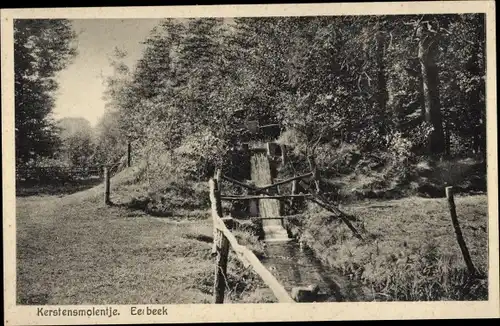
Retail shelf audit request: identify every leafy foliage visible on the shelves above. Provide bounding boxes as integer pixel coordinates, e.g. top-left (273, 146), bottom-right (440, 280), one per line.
top-left (14, 19), bottom-right (77, 165)
top-left (96, 14), bottom-right (486, 192)
top-left (57, 117), bottom-right (96, 166)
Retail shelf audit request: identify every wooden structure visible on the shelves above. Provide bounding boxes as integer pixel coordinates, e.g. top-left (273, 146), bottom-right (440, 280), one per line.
top-left (104, 166), bottom-right (111, 205)
top-left (445, 186), bottom-right (478, 276)
top-left (209, 164), bottom-right (365, 303)
top-left (210, 176), bottom-right (294, 303)
top-left (218, 170), bottom-right (362, 239)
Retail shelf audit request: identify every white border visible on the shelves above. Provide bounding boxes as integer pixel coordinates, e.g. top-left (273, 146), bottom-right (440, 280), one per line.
top-left (2, 2), bottom-right (498, 324)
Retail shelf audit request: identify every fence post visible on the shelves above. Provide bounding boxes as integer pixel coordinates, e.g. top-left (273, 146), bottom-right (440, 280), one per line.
top-left (280, 144), bottom-right (287, 165)
top-left (291, 180), bottom-right (298, 195)
top-left (445, 186), bottom-right (477, 276)
top-left (213, 229), bottom-right (230, 303)
top-left (104, 166), bottom-right (111, 205)
top-left (215, 169), bottom-right (223, 217)
top-left (210, 174), bottom-right (223, 256)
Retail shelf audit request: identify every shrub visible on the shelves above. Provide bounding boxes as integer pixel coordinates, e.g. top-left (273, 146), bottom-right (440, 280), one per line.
top-left (174, 128), bottom-right (231, 181)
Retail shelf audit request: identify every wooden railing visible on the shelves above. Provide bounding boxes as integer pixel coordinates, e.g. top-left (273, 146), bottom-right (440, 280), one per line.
top-left (209, 176), bottom-right (295, 303)
top-left (218, 170), bottom-right (363, 239)
top-left (209, 166), bottom-right (367, 303)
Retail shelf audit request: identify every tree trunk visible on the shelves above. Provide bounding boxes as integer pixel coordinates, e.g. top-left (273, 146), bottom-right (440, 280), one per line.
top-left (417, 22), bottom-right (445, 155)
top-left (375, 30), bottom-right (388, 120)
top-left (444, 119), bottom-right (451, 157)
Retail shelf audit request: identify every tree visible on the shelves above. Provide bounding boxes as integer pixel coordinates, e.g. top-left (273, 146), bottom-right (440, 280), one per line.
top-left (416, 17), bottom-right (445, 155)
top-left (57, 117), bottom-right (95, 166)
top-left (439, 14), bottom-right (486, 156)
top-left (102, 14), bottom-right (486, 183)
top-left (14, 19), bottom-right (77, 165)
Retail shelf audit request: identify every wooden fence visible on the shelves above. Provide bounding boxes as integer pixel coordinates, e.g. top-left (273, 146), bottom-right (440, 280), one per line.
top-left (219, 170), bottom-right (363, 240)
top-left (16, 141), bottom-right (134, 184)
top-left (209, 176), bottom-right (295, 303)
top-left (16, 166), bottom-right (104, 182)
top-left (208, 166), bottom-right (368, 303)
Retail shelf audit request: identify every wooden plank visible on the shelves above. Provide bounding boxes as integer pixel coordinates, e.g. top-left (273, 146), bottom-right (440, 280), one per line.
top-left (221, 194), bottom-right (312, 200)
top-left (446, 186), bottom-right (477, 276)
top-left (213, 217), bottom-right (295, 303)
top-left (209, 179), bottom-right (294, 303)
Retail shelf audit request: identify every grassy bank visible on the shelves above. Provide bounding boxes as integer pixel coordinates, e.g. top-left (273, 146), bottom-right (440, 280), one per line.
top-left (16, 178), bottom-right (275, 305)
top-left (289, 195), bottom-right (488, 301)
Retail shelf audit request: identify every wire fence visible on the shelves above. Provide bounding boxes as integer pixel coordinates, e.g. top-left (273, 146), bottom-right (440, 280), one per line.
top-left (16, 161), bottom-right (124, 184)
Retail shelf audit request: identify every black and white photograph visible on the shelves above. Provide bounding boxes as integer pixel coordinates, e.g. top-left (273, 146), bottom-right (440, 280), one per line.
top-left (2, 2), bottom-right (499, 324)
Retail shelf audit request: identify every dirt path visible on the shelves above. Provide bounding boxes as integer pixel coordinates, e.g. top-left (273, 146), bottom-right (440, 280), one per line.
top-left (16, 188), bottom-right (275, 304)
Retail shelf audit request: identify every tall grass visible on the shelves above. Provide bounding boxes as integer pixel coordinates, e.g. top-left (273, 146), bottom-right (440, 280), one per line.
top-left (297, 196), bottom-right (488, 301)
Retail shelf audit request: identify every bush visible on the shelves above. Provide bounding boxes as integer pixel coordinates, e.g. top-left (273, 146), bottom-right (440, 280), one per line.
top-left (174, 128), bottom-right (231, 181)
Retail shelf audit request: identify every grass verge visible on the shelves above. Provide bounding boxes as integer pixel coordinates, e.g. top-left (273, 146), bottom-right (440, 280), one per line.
top-left (292, 195), bottom-right (488, 301)
top-left (16, 182), bottom-right (274, 304)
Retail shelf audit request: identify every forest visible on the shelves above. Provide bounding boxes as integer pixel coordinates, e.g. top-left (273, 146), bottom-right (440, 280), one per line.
top-left (16, 15), bottom-right (486, 191)
top-left (99, 15), bottom-right (485, 200)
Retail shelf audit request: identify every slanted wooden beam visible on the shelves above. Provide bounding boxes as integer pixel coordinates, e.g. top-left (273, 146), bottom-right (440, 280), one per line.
top-left (298, 180), bottom-right (363, 241)
top-left (209, 178), bottom-right (295, 303)
top-left (213, 216), bottom-right (295, 303)
top-left (220, 174), bottom-right (258, 191)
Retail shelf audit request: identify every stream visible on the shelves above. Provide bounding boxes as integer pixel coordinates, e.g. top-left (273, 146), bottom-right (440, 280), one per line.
top-left (249, 150), bottom-right (370, 302)
top-left (260, 240), bottom-right (370, 302)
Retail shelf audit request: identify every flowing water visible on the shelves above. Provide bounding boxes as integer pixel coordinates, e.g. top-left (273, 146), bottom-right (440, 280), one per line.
top-left (260, 242), bottom-right (368, 302)
top-left (249, 151), bottom-right (369, 302)
top-left (250, 153), bottom-right (290, 242)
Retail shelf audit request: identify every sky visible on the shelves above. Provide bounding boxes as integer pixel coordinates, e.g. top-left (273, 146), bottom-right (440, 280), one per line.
top-left (52, 19), bottom-right (163, 126)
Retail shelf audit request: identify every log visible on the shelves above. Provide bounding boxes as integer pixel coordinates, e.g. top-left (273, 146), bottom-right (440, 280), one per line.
top-left (213, 228), bottom-right (230, 303)
top-left (213, 217), bottom-right (294, 303)
top-left (446, 186), bottom-right (477, 276)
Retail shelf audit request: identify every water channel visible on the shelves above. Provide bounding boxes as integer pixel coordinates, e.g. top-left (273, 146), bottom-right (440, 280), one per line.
top-left (249, 151), bottom-right (370, 302)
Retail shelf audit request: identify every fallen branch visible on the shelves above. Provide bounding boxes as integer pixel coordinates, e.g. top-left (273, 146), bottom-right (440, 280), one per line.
top-left (298, 180), bottom-right (364, 241)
